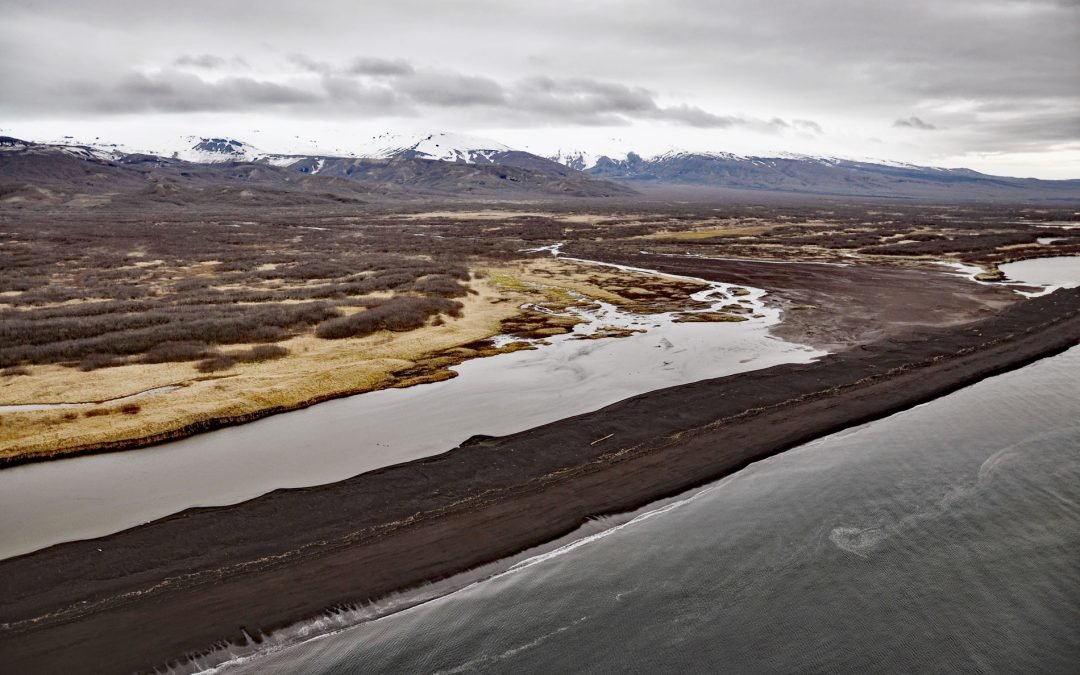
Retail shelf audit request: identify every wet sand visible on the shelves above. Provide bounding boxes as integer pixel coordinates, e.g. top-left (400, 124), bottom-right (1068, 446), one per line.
top-left (1, 286), bottom-right (1077, 674)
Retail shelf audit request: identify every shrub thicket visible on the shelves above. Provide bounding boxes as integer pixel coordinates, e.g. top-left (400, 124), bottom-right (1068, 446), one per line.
top-left (316, 297), bottom-right (462, 339)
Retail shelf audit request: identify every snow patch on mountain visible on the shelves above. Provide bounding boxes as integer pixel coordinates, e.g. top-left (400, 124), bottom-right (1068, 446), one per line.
top-left (175, 137), bottom-right (264, 164)
top-left (0, 136), bottom-right (124, 162)
top-left (546, 149), bottom-right (628, 171)
top-left (544, 146), bottom-right (969, 174)
top-left (3, 130), bottom-right (991, 179)
top-left (362, 132), bottom-right (512, 163)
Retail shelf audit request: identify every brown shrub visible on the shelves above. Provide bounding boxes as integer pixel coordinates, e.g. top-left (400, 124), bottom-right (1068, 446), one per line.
top-left (236, 344), bottom-right (289, 362)
top-left (194, 344), bottom-right (289, 372)
top-left (196, 354), bottom-right (236, 373)
top-left (412, 275), bottom-right (469, 298)
top-left (78, 353), bottom-right (126, 371)
top-left (315, 297), bottom-right (463, 340)
top-left (141, 341), bottom-right (213, 364)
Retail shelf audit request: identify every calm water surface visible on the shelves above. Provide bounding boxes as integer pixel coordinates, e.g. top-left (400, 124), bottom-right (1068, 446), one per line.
top-left (216, 345), bottom-right (1080, 674)
top-left (1000, 255), bottom-right (1080, 294)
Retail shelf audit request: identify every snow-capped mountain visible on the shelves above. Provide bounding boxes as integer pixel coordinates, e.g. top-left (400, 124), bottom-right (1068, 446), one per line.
top-left (363, 132), bottom-right (512, 164)
top-left (0, 135), bottom-right (123, 162)
top-left (547, 148), bottom-right (951, 173)
top-left (162, 133), bottom-right (524, 168)
top-left (175, 137), bottom-right (265, 163)
top-left (533, 147), bottom-right (1074, 200)
top-left (159, 137), bottom-right (339, 171)
top-left (547, 149), bottom-right (601, 172)
top-left (3, 132), bottom-right (1076, 202)
top-left (0, 134), bottom-right (635, 201)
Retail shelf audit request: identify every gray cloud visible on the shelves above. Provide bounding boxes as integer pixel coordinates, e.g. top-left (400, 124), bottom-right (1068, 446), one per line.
top-left (173, 54), bottom-right (248, 70)
top-left (173, 54), bottom-right (226, 69)
top-left (508, 77), bottom-right (766, 128)
top-left (956, 108), bottom-right (1080, 152)
top-left (316, 75), bottom-right (406, 111)
top-left (105, 71), bottom-right (318, 113)
top-left (345, 57), bottom-right (414, 77)
top-left (291, 54), bottom-right (414, 78)
top-left (5, 54), bottom-right (817, 130)
top-left (793, 119), bottom-right (823, 134)
top-left (894, 117), bottom-right (937, 131)
top-left (399, 72), bottom-right (506, 107)
top-left (288, 54), bottom-right (333, 75)
top-left (652, 105), bottom-right (746, 128)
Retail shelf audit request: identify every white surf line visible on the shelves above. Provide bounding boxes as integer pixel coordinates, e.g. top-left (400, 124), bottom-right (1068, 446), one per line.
top-left (182, 479), bottom-right (732, 675)
top-left (0, 385), bottom-right (182, 412)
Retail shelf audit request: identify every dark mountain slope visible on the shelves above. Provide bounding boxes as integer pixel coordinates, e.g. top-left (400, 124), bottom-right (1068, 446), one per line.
top-left (0, 139), bottom-right (634, 206)
top-left (583, 152), bottom-right (1080, 201)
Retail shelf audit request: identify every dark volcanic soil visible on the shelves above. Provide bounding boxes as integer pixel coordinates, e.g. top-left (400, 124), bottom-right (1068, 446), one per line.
top-left (1, 286), bottom-right (1077, 674)
top-left (561, 248), bottom-right (1022, 350)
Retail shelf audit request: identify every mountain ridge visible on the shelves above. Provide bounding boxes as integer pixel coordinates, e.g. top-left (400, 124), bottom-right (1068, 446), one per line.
top-left (0, 135), bottom-right (634, 205)
top-left (2, 133), bottom-right (1077, 203)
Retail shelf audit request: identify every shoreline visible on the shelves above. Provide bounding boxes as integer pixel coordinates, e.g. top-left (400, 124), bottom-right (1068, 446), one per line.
top-left (0, 288), bottom-right (1076, 673)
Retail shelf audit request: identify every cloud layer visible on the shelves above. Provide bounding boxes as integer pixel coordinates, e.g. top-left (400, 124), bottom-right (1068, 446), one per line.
top-left (2, 52), bottom-right (820, 132)
top-left (0, 0), bottom-right (1076, 173)
top-left (894, 117), bottom-right (937, 131)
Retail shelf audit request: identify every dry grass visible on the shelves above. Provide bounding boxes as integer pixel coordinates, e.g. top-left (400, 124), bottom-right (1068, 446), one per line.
top-left (0, 255), bottom-right (764, 464)
top-left (0, 259), bottom-right (712, 463)
top-left (506, 258), bottom-right (710, 313)
top-left (638, 224), bottom-right (774, 240)
top-left (0, 272), bottom-right (527, 462)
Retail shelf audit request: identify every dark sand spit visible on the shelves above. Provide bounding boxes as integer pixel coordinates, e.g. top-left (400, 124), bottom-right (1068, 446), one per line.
top-left (1, 288), bottom-right (1078, 674)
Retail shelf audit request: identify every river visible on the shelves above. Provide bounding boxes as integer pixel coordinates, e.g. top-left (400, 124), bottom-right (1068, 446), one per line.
top-left (0, 263), bottom-right (822, 559)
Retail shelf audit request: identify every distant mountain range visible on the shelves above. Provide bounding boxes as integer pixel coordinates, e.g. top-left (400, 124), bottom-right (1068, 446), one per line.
top-left (579, 150), bottom-right (1080, 201)
top-left (2, 132), bottom-right (1078, 204)
top-left (0, 134), bottom-right (632, 206)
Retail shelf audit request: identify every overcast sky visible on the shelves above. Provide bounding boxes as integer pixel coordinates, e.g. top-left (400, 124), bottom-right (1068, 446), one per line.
top-left (2, 0), bottom-right (1078, 177)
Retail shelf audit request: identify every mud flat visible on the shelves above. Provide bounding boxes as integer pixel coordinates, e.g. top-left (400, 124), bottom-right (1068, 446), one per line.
top-left (0, 287), bottom-right (1077, 674)
top-left (560, 247), bottom-right (1023, 350)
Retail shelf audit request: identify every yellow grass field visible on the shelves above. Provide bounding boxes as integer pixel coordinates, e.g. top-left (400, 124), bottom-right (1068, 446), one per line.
top-left (0, 259), bottom-right (710, 464)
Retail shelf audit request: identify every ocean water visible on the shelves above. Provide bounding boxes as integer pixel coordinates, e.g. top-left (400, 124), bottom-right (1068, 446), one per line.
top-left (216, 345), bottom-right (1080, 674)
